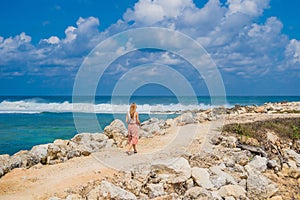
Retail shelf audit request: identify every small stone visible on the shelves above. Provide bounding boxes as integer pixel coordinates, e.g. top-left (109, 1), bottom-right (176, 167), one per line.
top-left (185, 178), bottom-right (194, 190)
top-left (248, 155), bottom-right (268, 172)
top-left (191, 167), bottom-right (214, 189)
top-left (147, 183), bottom-right (165, 198)
top-left (183, 187), bottom-right (213, 200)
top-left (224, 196), bottom-right (235, 200)
top-left (218, 185), bottom-right (246, 199)
top-left (267, 160), bottom-right (278, 169)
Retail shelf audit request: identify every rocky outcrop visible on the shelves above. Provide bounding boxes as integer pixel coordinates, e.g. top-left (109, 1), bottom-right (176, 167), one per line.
top-left (150, 157), bottom-right (191, 184)
top-left (104, 119), bottom-right (127, 147)
top-left (140, 118), bottom-right (168, 137)
top-left (245, 165), bottom-right (278, 199)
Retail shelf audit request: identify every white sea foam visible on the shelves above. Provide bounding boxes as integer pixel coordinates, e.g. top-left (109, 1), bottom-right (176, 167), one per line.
top-left (0, 100), bottom-right (215, 114)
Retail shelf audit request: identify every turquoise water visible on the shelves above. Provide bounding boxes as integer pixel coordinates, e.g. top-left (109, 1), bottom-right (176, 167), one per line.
top-left (1, 96), bottom-right (300, 155)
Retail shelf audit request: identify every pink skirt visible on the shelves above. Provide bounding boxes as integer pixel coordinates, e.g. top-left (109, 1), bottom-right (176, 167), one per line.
top-left (128, 123), bottom-right (139, 145)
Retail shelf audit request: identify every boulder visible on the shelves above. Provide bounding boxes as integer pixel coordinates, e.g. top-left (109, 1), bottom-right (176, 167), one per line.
top-left (209, 166), bottom-right (236, 188)
top-left (247, 155), bottom-right (268, 172)
top-left (10, 150), bottom-right (31, 168)
top-left (71, 133), bottom-right (107, 153)
top-left (0, 154), bottom-right (10, 176)
top-left (191, 167), bottom-right (214, 189)
top-left (150, 157), bottom-right (191, 184)
top-left (175, 112), bottom-right (196, 125)
top-left (87, 181), bottom-right (137, 200)
top-left (221, 136), bottom-right (237, 148)
top-left (140, 118), bottom-right (165, 137)
top-left (245, 165), bottom-right (278, 199)
top-left (284, 149), bottom-right (300, 167)
top-left (104, 120), bottom-right (127, 147)
top-left (30, 144), bottom-right (49, 164)
top-left (195, 112), bottom-right (208, 123)
top-left (183, 187), bottom-right (213, 200)
top-left (218, 185), bottom-right (246, 199)
top-left (147, 183), bottom-right (165, 198)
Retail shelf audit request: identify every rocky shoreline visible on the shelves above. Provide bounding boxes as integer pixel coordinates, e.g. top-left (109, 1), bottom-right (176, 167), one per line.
top-left (0, 101), bottom-right (300, 199)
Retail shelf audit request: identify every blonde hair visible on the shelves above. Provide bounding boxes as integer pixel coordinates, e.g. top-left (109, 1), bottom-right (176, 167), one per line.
top-left (129, 103), bottom-right (137, 119)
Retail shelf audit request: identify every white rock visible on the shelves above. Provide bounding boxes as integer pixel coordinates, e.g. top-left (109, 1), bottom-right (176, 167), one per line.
top-left (245, 165), bottom-right (278, 199)
top-left (209, 166), bottom-right (237, 188)
top-left (211, 191), bottom-right (223, 200)
top-left (0, 154), bottom-right (10, 176)
top-left (191, 167), bottom-right (214, 189)
top-left (151, 157), bottom-right (191, 184)
top-left (65, 194), bottom-right (84, 200)
top-left (185, 178), bottom-right (194, 190)
top-left (221, 136), bottom-right (237, 148)
top-left (183, 187), bottom-right (213, 200)
top-left (48, 197), bottom-right (61, 200)
top-left (248, 155), bottom-right (268, 172)
top-left (104, 120), bottom-right (127, 147)
top-left (175, 112), bottom-right (196, 125)
top-left (30, 144), bottom-right (48, 159)
top-left (218, 185), bottom-right (246, 199)
top-left (105, 139), bottom-right (115, 148)
top-left (284, 149), bottom-right (300, 167)
top-left (141, 118), bottom-right (163, 136)
top-left (147, 183), bottom-right (165, 198)
top-left (88, 181), bottom-right (136, 200)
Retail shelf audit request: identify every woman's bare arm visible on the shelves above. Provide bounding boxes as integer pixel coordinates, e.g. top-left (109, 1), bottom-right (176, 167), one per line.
top-left (135, 112), bottom-right (141, 126)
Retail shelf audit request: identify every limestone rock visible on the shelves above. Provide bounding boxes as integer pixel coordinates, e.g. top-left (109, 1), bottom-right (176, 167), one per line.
top-left (71, 133), bottom-right (107, 152)
top-left (195, 112), bottom-right (208, 123)
top-left (284, 149), bottom-right (300, 167)
top-left (30, 144), bottom-right (49, 164)
top-left (150, 157), bottom-right (191, 184)
top-left (104, 119), bottom-right (127, 147)
top-left (183, 187), bottom-right (213, 200)
top-left (87, 181), bottom-right (136, 200)
top-left (175, 112), bottom-right (196, 126)
top-left (147, 183), bottom-right (165, 198)
top-left (0, 154), bottom-right (10, 177)
top-left (140, 118), bottom-right (165, 137)
top-left (245, 165), bottom-right (278, 199)
top-left (218, 185), bottom-right (246, 199)
top-left (221, 136), bottom-right (237, 148)
top-left (209, 165), bottom-right (236, 189)
top-left (191, 167), bottom-right (214, 189)
top-left (247, 155), bottom-right (268, 172)
top-left (185, 178), bottom-right (194, 190)
top-left (65, 194), bottom-right (84, 200)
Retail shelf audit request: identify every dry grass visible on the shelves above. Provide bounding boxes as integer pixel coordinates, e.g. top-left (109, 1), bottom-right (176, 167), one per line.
top-left (223, 117), bottom-right (300, 141)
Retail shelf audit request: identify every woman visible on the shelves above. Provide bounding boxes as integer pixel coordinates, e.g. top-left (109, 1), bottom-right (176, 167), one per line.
top-left (126, 102), bottom-right (141, 155)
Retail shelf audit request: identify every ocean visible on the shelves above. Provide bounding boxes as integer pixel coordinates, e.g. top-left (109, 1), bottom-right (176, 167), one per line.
top-left (1, 96), bottom-right (300, 155)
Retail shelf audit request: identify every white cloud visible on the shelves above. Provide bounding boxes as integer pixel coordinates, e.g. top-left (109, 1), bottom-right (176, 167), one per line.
top-left (42, 36), bottom-right (60, 44)
top-left (285, 39), bottom-right (300, 64)
top-left (227, 0), bottom-right (269, 17)
top-left (0, 0), bottom-right (299, 81)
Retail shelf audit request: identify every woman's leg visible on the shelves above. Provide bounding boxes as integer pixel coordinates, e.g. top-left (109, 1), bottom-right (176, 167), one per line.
top-left (133, 144), bottom-right (137, 153)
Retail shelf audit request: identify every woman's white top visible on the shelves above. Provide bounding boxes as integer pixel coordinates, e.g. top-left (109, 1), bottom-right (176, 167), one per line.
top-left (128, 112), bottom-right (136, 124)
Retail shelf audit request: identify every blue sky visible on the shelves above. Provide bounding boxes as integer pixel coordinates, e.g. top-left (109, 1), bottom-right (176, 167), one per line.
top-left (0, 0), bottom-right (299, 96)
